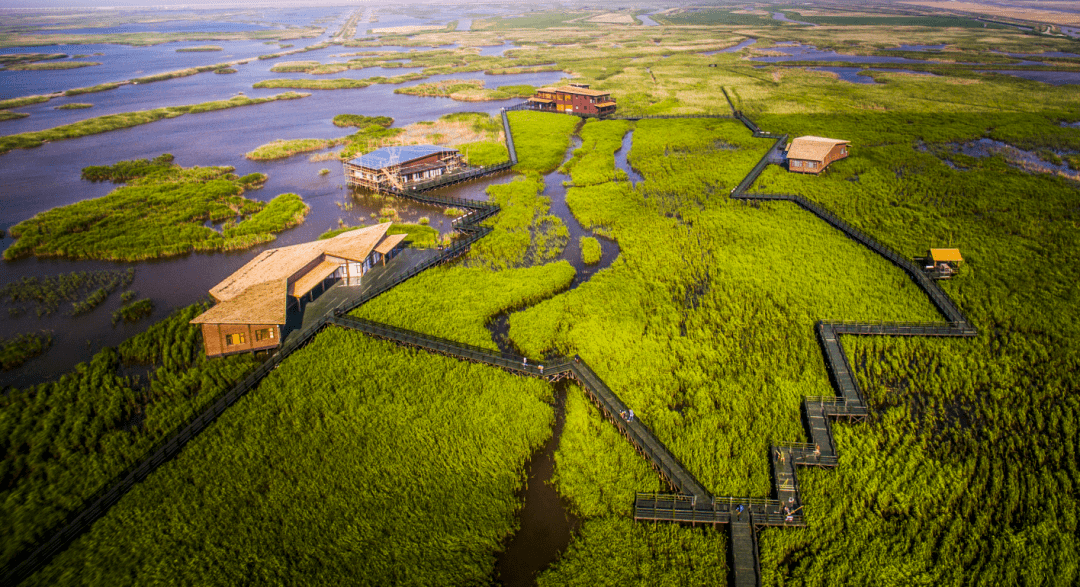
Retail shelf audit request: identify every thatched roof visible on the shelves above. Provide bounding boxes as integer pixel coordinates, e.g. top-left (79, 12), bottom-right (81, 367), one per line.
top-left (374, 233), bottom-right (408, 255)
top-left (190, 280), bottom-right (287, 325)
top-left (209, 223), bottom-right (393, 303)
top-left (191, 223), bottom-right (401, 326)
top-left (537, 85), bottom-right (613, 97)
top-left (552, 85), bottom-right (610, 97)
top-left (787, 136), bottom-right (849, 162)
top-left (289, 260), bottom-right (339, 298)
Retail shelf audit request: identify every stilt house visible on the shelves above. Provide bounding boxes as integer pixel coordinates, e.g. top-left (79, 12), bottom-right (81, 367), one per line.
top-left (344, 145), bottom-right (463, 191)
top-left (529, 84), bottom-right (617, 116)
top-left (786, 136), bottom-right (849, 174)
top-left (190, 223), bottom-right (408, 357)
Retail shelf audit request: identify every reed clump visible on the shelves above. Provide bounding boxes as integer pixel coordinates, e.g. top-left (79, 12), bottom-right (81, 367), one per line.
top-left (0, 332), bottom-right (52, 371)
top-left (5, 157), bottom-right (308, 261)
top-left (0, 93), bottom-right (309, 156)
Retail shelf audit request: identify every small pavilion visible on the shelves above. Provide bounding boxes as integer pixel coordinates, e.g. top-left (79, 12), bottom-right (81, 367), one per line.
top-left (925, 248), bottom-right (964, 279)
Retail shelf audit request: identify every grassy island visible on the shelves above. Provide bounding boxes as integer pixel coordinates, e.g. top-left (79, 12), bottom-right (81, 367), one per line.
top-left (393, 79), bottom-right (535, 101)
top-left (7, 61), bottom-right (100, 70)
top-left (580, 236), bottom-right (601, 264)
top-left (54, 103), bottom-right (92, 110)
top-left (0, 92), bottom-right (309, 156)
top-left (4, 157), bottom-right (309, 261)
top-left (176, 46), bottom-right (222, 52)
top-left (0, 332), bottom-right (52, 371)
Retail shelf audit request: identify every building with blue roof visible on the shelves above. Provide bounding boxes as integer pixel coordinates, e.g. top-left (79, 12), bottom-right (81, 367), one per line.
top-left (344, 144), bottom-right (462, 191)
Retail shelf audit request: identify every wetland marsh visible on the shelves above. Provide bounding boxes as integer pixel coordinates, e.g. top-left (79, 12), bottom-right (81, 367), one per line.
top-left (2, 2), bottom-right (1079, 586)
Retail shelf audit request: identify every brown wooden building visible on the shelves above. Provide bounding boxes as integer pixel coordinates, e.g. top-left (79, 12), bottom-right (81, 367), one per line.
top-left (529, 84), bottom-right (617, 116)
top-left (190, 223), bottom-right (408, 357)
top-left (344, 145), bottom-right (463, 191)
top-left (786, 136), bottom-right (849, 174)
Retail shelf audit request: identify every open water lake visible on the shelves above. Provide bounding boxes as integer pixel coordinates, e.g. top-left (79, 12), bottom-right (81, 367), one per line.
top-left (1, 5), bottom-right (588, 577)
top-left (0, 12), bottom-right (562, 390)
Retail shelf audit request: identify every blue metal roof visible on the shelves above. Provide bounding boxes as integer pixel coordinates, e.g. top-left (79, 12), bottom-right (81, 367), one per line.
top-left (348, 145), bottom-right (459, 171)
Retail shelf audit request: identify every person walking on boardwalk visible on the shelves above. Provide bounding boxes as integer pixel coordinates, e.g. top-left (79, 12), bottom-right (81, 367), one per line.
top-left (539, 365), bottom-right (544, 375)
top-left (627, 409), bottom-right (635, 422)
top-left (813, 444), bottom-right (821, 457)
top-left (523, 357), bottom-right (527, 367)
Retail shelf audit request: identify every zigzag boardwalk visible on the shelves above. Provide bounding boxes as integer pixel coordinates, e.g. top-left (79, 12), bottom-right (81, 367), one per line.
top-left (329, 316), bottom-right (713, 503)
top-left (5, 102), bottom-right (980, 587)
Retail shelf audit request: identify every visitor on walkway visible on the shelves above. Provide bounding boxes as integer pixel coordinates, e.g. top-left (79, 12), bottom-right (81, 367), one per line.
top-left (627, 409), bottom-right (635, 422)
top-left (523, 357), bottom-right (527, 366)
top-left (813, 444), bottom-right (821, 457)
top-left (539, 365), bottom-right (544, 374)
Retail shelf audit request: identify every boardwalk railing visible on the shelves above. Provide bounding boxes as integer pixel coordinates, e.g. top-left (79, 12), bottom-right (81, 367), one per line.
top-left (0, 313), bottom-right (333, 586)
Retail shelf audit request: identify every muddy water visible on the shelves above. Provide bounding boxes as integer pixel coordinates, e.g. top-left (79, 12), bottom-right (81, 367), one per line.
top-left (495, 382), bottom-right (579, 586)
top-left (490, 124), bottom-right (642, 583)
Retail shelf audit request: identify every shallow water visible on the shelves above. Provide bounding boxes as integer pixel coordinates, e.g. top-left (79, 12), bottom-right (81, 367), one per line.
top-left (0, 19), bottom-right (567, 387)
top-left (638, 11), bottom-right (662, 26)
top-left (33, 21), bottom-right (278, 35)
top-left (700, 37), bottom-right (757, 56)
top-left (810, 67), bottom-right (938, 84)
top-left (494, 382), bottom-right (579, 587)
top-left (750, 44), bottom-right (925, 64)
top-left (991, 70), bottom-right (1080, 85)
top-left (771, 12), bottom-right (817, 26)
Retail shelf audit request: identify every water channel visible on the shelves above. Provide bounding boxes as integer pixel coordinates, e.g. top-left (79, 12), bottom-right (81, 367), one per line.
top-left (1, 7), bottom-right (641, 579)
top-left (0, 14), bottom-right (565, 388)
top-left (488, 126), bottom-right (629, 584)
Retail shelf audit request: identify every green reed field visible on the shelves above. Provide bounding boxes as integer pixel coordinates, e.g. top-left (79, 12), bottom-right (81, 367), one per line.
top-left (5, 158), bottom-right (308, 261)
top-left (6, 7), bottom-right (1080, 585)
top-left (22, 331), bottom-right (554, 587)
top-left (0, 305), bottom-right (259, 568)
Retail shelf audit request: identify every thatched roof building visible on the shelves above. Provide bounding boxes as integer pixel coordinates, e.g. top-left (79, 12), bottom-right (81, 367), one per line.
top-left (786, 136), bottom-right (849, 174)
top-left (191, 223), bottom-right (408, 357)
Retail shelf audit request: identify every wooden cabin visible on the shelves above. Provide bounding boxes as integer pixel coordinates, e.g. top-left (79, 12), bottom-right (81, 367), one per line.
top-left (786, 136), bottom-right (849, 174)
top-left (344, 145), bottom-right (463, 191)
top-left (924, 248), bottom-right (964, 280)
top-left (190, 223), bottom-right (408, 357)
top-left (528, 84), bottom-right (617, 116)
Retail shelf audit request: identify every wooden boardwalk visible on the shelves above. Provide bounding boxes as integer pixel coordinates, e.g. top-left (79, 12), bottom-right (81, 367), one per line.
top-left (5, 101), bottom-right (979, 587)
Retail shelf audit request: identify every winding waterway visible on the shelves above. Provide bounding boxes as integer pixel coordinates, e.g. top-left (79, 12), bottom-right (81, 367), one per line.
top-left (0, 10), bottom-right (565, 388)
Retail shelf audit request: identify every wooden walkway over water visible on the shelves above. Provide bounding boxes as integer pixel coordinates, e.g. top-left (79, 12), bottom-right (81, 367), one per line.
top-left (5, 100), bottom-right (978, 587)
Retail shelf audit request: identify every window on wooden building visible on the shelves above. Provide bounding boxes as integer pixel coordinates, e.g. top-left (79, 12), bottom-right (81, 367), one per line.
top-left (225, 333), bottom-right (247, 346)
top-left (255, 328), bottom-right (274, 342)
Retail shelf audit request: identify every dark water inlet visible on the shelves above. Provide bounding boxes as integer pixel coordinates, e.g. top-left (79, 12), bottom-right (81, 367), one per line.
top-left (494, 382), bottom-right (579, 587)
